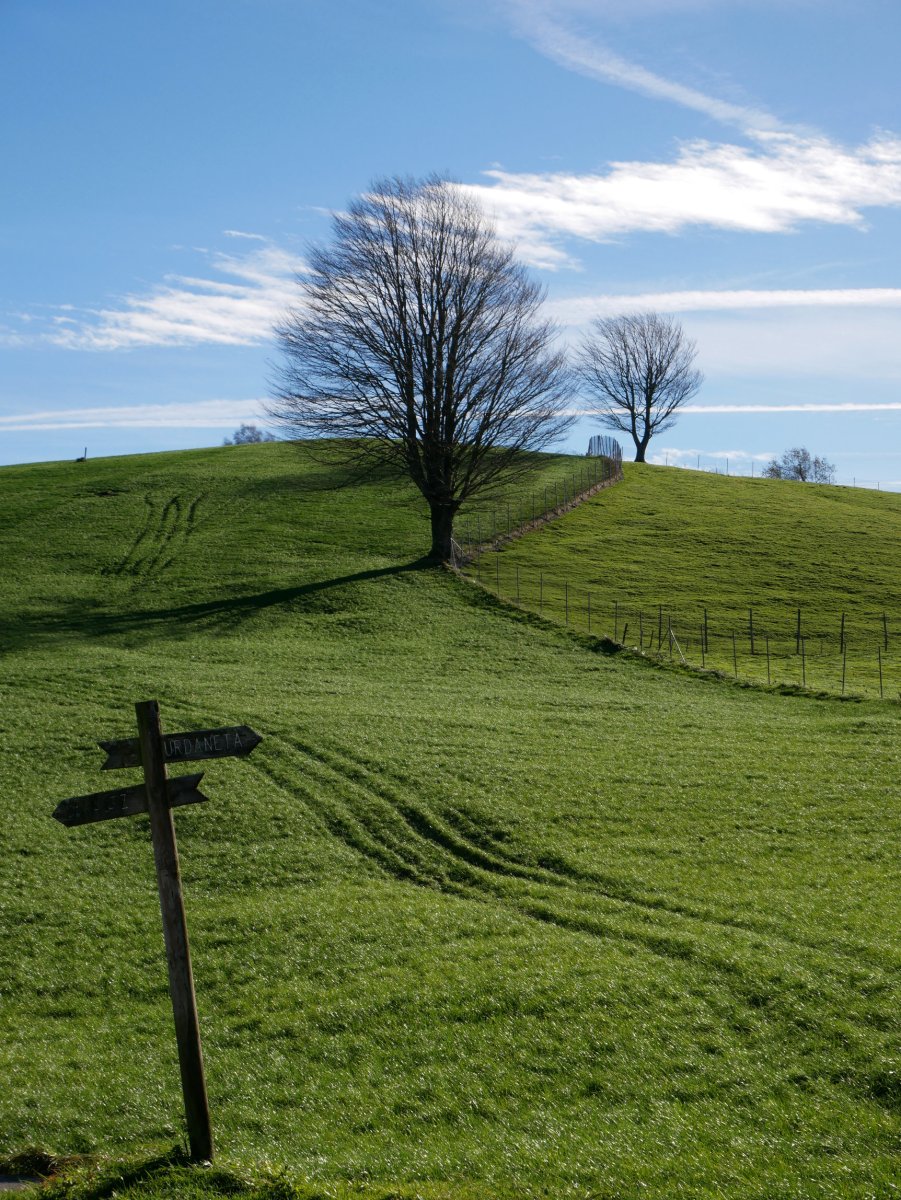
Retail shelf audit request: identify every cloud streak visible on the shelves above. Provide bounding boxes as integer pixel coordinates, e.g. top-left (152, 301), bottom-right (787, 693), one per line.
top-left (465, 133), bottom-right (901, 267)
top-left (512, 5), bottom-right (780, 132)
top-left (0, 399), bottom-right (268, 432)
top-left (549, 287), bottom-right (901, 323)
top-left (41, 241), bottom-right (304, 351)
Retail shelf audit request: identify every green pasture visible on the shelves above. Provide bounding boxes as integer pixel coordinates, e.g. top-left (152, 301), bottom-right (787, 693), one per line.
top-left (464, 463), bottom-right (901, 698)
top-left (0, 443), bottom-right (898, 1199)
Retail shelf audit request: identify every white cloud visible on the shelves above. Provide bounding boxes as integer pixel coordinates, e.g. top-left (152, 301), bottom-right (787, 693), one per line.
top-left (549, 287), bottom-right (901, 323)
top-left (510, 5), bottom-right (780, 132)
top-left (463, 133), bottom-right (901, 268)
top-left (0, 399), bottom-right (268, 432)
top-left (42, 240), bottom-right (305, 351)
top-left (681, 402), bottom-right (901, 413)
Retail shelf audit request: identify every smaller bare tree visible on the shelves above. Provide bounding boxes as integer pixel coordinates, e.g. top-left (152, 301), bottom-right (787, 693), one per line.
top-left (223, 423), bottom-right (276, 445)
top-left (763, 447), bottom-right (835, 483)
top-left (577, 312), bottom-right (702, 462)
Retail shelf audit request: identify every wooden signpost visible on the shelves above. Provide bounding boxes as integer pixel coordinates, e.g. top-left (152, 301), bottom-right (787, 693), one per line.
top-left (51, 700), bottom-right (263, 1163)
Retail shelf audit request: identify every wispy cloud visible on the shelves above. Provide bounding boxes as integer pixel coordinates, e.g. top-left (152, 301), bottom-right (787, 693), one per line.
top-left (464, 134), bottom-right (901, 268)
top-left (28, 240), bottom-right (305, 351)
top-left (510, 3), bottom-right (780, 132)
top-left (0, 399), bottom-right (268, 432)
top-left (681, 402), bottom-right (901, 413)
top-left (549, 287), bottom-right (901, 323)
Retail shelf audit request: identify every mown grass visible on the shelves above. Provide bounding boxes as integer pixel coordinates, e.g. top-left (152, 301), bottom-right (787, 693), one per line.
top-left (468, 463), bottom-right (901, 698)
top-left (1, 443), bottom-right (899, 1199)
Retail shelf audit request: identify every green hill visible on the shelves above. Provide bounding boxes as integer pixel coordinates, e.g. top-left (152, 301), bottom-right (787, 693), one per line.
top-left (0, 444), bottom-right (899, 1200)
top-left (464, 464), bottom-right (901, 697)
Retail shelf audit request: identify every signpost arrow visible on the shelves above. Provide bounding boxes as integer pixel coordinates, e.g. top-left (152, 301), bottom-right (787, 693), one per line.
top-left (52, 772), bottom-right (207, 828)
top-left (99, 724), bottom-right (262, 770)
top-left (51, 701), bottom-right (263, 1163)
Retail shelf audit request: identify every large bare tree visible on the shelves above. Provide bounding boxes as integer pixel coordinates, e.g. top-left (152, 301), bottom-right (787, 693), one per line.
top-left (268, 176), bottom-right (573, 560)
top-left (577, 312), bottom-right (702, 462)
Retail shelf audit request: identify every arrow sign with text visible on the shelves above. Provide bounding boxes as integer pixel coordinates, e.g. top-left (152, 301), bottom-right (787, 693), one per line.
top-left (52, 772), bottom-right (207, 828)
top-left (50, 701), bottom-right (264, 1163)
top-left (99, 724), bottom-right (262, 770)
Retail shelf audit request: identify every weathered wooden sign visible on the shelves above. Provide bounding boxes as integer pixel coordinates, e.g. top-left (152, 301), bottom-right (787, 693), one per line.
top-left (99, 725), bottom-right (262, 770)
top-left (53, 771), bottom-right (207, 827)
top-left (51, 701), bottom-right (263, 1163)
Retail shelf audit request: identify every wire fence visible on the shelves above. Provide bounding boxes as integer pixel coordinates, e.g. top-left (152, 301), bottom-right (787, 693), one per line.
top-left (658, 456), bottom-right (901, 494)
top-left (464, 558), bottom-right (900, 701)
top-left (451, 439), bottom-right (624, 562)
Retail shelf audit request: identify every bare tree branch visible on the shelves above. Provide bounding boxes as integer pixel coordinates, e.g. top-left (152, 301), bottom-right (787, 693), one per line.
top-left (576, 312), bottom-right (702, 462)
top-left (267, 176), bottom-right (574, 559)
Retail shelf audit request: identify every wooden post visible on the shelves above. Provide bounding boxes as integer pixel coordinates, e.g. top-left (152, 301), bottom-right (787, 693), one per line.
top-left (135, 700), bottom-right (213, 1163)
top-left (841, 639), bottom-right (847, 695)
top-left (766, 635), bottom-right (771, 685)
top-left (703, 607), bottom-right (708, 653)
top-left (796, 607), bottom-right (802, 655)
top-left (700, 624), bottom-right (705, 667)
top-left (639, 610), bottom-right (644, 649)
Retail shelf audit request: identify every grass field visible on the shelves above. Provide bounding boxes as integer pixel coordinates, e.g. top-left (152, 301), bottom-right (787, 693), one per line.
top-left (463, 464), bottom-right (901, 698)
top-left (0, 443), bottom-right (899, 1199)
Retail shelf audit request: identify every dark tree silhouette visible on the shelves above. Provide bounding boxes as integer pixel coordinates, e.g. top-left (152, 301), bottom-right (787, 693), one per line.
top-left (577, 312), bottom-right (702, 462)
top-left (268, 176), bottom-right (573, 560)
top-left (763, 447), bottom-right (835, 483)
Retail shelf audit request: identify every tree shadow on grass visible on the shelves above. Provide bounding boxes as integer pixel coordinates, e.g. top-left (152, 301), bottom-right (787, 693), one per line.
top-left (1, 558), bottom-right (437, 655)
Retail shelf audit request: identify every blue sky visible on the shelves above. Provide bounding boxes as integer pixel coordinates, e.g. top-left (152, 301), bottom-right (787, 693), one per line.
top-left (3, 0), bottom-right (901, 486)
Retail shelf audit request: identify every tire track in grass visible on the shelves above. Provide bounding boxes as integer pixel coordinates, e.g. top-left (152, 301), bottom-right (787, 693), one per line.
top-left (107, 493), bottom-right (205, 580)
top-left (270, 737), bottom-right (895, 1048)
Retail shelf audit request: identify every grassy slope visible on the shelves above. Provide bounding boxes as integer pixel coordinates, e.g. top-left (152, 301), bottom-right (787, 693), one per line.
top-left (0, 444), bottom-right (899, 1200)
top-left (476, 463), bottom-right (901, 696)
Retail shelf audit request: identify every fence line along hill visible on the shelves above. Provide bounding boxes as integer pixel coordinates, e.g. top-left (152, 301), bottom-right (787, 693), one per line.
top-left (468, 462), bottom-right (901, 698)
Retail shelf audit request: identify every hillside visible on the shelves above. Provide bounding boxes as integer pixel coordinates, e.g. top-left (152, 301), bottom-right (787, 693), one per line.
top-left (467, 464), bottom-right (901, 697)
top-left (0, 444), bottom-right (899, 1200)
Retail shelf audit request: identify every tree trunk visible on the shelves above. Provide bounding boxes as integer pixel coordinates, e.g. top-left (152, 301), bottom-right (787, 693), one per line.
top-left (429, 502), bottom-right (456, 561)
top-left (634, 443), bottom-right (647, 462)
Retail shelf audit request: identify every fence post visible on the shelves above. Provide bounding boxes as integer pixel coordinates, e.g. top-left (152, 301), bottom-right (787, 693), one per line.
top-left (878, 645), bottom-right (884, 698)
top-left (700, 624), bottom-right (705, 668)
top-left (668, 615), bottom-right (673, 659)
top-left (841, 639), bottom-right (847, 695)
top-left (703, 607), bottom-right (708, 652)
top-left (796, 608), bottom-right (802, 655)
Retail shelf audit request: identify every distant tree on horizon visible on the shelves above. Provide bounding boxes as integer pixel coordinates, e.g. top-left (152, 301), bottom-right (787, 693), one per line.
top-left (268, 175), bottom-right (573, 561)
top-left (763, 447), bottom-right (836, 483)
top-left (223, 423), bottom-right (276, 445)
top-left (576, 312), bottom-right (702, 463)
